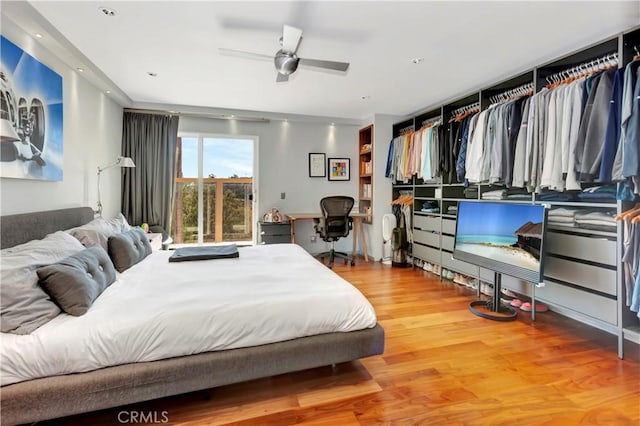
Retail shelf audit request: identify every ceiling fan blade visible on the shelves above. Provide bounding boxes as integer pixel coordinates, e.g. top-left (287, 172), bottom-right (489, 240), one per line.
top-left (218, 48), bottom-right (273, 62)
top-left (298, 58), bottom-right (350, 72)
top-left (276, 73), bottom-right (289, 83)
top-left (282, 25), bottom-right (303, 54)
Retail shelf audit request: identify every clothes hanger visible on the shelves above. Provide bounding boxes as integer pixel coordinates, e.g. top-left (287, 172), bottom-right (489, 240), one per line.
top-left (633, 46), bottom-right (640, 61)
top-left (614, 203), bottom-right (640, 221)
top-left (400, 127), bottom-right (413, 136)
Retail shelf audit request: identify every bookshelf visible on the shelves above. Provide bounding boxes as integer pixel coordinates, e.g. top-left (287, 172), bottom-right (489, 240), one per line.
top-left (358, 124), bottom-right (373, 224)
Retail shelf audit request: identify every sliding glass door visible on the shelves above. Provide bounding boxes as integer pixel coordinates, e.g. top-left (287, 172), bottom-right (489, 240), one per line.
top-left (172, 136), bottom-right (254, 244)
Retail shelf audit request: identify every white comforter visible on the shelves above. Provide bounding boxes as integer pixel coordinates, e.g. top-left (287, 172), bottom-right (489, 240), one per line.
top-left (0, 244), bottom-right (377, 386)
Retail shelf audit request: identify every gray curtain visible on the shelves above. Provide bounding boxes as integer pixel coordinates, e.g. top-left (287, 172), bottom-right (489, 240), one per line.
top-left (121, 112), bottom-right (179, 232)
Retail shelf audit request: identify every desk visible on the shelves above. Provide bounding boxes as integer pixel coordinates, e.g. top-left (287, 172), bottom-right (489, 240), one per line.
top-left (285, 213), bottom-right (369, 262)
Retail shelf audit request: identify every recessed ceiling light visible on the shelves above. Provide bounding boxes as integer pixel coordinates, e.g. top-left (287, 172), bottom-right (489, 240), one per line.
top-left (99, 7), bottom-right (116, 17)
top-left (411, 58), bottom-right (424, 64)
top-left (35, 33), bottom-right (43, 39)
top-left (76, 67), bottom-right (85, 72)
top-left (105, 90), bottom-right (111, 94)
top-left (147, 72), bottom-right (157, 77)
top-left (330, 122), bottom-right (335, 126)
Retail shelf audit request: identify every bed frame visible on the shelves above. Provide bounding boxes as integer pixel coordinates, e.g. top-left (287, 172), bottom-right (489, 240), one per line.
top-left (0, 207), bottom-right (385, 425)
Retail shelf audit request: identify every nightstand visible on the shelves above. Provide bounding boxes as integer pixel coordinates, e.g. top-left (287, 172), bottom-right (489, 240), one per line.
top-left (147, 233), bottom-right (163, 251)
top-left (258, 221), bottom-right (291, 244)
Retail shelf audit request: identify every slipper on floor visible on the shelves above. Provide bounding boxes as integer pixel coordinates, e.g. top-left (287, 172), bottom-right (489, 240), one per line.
top-left (501, 288), bottom-right (518, 299)
top-left (510, 298), bottom-right (523, 307)
top-left (519, 302), bottom-right (548, 312)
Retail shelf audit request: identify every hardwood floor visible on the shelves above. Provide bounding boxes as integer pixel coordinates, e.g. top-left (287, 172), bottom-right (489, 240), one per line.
top-left (42, 260), bottom-right (640, 425)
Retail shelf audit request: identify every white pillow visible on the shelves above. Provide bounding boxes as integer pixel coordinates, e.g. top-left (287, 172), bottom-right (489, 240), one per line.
top-left (67, 216), bottom-right (116, 251)
top-left (1, 231), bottom-right (85, 334)
top-left (106, 213), bottom-right (132, 233)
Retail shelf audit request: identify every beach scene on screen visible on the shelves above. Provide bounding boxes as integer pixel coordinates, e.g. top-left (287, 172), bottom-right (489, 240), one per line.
top-left (455, 203), bottom-right (544, 272)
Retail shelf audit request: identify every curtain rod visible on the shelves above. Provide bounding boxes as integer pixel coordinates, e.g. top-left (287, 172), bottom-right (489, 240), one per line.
top-left (124, 108), bottom-right (270, 123)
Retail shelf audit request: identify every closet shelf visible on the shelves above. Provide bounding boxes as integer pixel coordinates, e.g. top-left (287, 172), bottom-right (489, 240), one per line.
top-left (414, 212), bottom-right (440, 217)
top-left (547, 224), bottom-right (617, 238)
top-left (535, 201), bottom-right (618, 208)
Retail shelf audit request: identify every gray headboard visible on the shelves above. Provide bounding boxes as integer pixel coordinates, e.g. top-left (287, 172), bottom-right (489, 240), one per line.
top-left (1, 207), bottom-right (95, 249)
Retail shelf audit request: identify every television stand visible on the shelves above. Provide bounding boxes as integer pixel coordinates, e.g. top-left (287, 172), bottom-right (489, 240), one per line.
top-left (469, 271), bottom-right (518, 322)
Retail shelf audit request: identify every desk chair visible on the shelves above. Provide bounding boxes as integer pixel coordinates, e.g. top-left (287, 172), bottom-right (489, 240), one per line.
top-left (314, 196), bottom-right (355, 268)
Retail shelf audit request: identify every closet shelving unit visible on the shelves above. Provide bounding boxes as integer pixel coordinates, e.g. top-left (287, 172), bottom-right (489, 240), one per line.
top-left (358, 125), bottom-right (374, 224)
top-left (619, 27), bottom-right (640, 351)
top-left (390, 25), bottom-right (640, 358)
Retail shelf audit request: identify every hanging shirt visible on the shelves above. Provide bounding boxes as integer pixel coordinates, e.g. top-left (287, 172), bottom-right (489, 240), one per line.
top-left (512, 98), bottom-right (531, 188)
top-left (456, 114), bottom-right (474, 183)
top-left (599, 68), bottom-right (625, 182)
top-left (465, 110), bottom-right (489, 183)
top-left (613, 60), bottom-right (640, 181)
top-left (540, 89), bottom-right (559, 189)
top-left (622, 65), bottom-right (640, 182)
top-left (578, 68), bottom-right (615, 182)
top-left (505, 97), bottom-right (525, 187)
top-left (420, 127), bottom-right (432, 180)
top-left (549, 85), bottom-right (568, 191)
top-left (565, 79), bottom-right (586, 191)
top-left (385, 138), bottom-right (395, 179)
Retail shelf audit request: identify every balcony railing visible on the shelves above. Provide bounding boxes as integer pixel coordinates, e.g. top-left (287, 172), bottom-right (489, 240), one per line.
top-left (172, 177), bottom-right (253, 244)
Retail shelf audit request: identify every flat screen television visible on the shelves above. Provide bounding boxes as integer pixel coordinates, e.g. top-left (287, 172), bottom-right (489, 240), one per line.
top-left (453, 201), bottom-right (548, 284)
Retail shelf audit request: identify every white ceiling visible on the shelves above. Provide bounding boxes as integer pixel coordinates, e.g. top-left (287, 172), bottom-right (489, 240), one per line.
top-left (5, 1), bottom-right (640, 121)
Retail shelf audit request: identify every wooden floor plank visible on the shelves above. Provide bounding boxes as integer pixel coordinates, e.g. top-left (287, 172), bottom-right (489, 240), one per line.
top-left (39, 259), bottom-right (640, 425)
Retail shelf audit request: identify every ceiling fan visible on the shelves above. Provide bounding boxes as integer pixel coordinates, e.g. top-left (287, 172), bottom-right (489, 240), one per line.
top-left (219, 25), bottom-right (350, 82)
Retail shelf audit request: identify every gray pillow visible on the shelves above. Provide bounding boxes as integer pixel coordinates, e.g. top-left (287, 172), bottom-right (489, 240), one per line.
top-left (1, 231), bottom-right (85, 334)
top-left (37, 246), bottom-right (116, 316)
top-left (108, 228), bottom-right (152, 272)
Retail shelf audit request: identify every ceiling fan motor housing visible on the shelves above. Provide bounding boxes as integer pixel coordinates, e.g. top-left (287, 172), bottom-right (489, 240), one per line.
top-left (274, 50), bottom-right (299, 75)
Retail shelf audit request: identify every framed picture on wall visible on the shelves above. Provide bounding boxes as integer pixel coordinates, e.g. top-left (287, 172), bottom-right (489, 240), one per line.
top-left (308, 152), bottom-right (326, 177)
top-left (0, 35), bottom-right (63, 181)
top-left (328, 158), bottom-right (350, 181)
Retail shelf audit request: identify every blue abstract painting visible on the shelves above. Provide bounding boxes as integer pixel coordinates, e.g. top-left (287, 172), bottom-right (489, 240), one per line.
top-left (1, 35), bottom-right (63, 180)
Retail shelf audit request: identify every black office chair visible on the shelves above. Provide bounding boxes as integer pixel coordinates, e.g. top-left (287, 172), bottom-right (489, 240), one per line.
top-left (314, 196), bottom-right (355, 268)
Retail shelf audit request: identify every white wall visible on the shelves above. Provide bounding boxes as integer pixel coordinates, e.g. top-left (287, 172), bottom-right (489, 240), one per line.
top-left (179, 116), bottom-right (360, 254)
top-left (365, 113), bottom-right (400, 261)
top-left (0, 18), bottom-right (123, 218)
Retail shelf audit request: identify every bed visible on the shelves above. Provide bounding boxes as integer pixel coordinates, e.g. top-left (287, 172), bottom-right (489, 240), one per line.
top-left (0, 207), bottom-right (384, 425)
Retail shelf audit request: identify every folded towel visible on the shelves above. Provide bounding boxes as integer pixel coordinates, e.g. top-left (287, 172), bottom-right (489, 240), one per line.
top-left (548, 208), bottom-right (578, 218)
top-left (574, 210), bottom-right (616, 223)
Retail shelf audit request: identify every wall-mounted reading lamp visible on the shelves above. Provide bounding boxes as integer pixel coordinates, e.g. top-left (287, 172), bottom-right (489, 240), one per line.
top-left (96, 156), bottom-right (135, 216)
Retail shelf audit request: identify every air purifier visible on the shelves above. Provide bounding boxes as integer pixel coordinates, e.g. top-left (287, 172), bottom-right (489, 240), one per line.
top-left (381, 213), bottom-right (396, 264)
